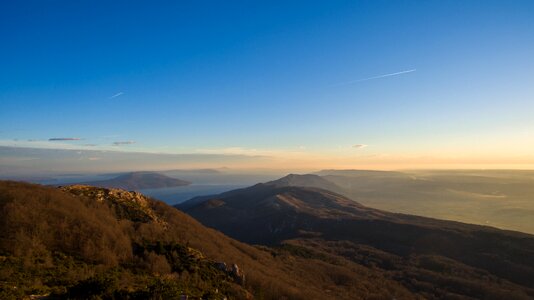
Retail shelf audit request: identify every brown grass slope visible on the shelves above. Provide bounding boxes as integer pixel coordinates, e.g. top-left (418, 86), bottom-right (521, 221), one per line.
top-left (0, 180), bottom-right (416, 299)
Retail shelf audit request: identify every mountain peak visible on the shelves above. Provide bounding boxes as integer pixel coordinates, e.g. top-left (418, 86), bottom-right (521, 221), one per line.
top-left (180, 183), bottom-right (373, 244)
top-left (265, 173), bottom-right (343, 192)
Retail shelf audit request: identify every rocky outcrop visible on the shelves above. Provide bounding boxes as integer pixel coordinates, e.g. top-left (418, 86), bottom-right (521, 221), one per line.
top-left (60, 185), bottom-right (167, 225)
top-left (214, 262), bottom-right (245, 284)
top-left (230, 263), bottom-right (245, 284)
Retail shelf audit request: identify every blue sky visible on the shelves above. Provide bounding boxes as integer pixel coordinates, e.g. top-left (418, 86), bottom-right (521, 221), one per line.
top-left (1, 1), bottom-right (534, 170)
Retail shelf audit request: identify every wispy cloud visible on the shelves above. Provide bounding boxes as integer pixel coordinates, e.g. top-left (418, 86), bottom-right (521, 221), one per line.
top-left (195, 147), bottom-right (262, 156)
top-left (113, 141), bottom-right (136, 146)
top-left (353, 144), bottom-right (368, 149)
top-left (109, 92), bottom-right (124, 99)
top-left (195, 146), bottom-right (309, 158)
top-left (332, 69), bottom-right (416, 86)
top-left (49, 137), bottom-right (81, 141)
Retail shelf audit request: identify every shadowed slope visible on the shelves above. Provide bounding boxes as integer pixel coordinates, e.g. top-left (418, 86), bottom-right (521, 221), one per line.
top-left (179, 181), bottom-right (534, 299)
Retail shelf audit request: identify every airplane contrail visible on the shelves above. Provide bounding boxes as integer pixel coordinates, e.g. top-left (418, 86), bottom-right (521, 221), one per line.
top-left (109, 92), bottom-right (124, 99)
top-left (332, 69), bottom-right (416, 86)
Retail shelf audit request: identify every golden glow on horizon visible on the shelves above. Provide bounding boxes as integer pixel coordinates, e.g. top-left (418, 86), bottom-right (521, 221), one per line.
top-left (2, 135), bottom-right (534, 172)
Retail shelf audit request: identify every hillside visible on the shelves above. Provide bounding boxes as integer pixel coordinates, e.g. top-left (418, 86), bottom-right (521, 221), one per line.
top-left (179, 182), bottom-right (534, 299)
top-left (0, 181), bottom-right (418, 299)
top-left (78, 171), bottom-right (191, 190)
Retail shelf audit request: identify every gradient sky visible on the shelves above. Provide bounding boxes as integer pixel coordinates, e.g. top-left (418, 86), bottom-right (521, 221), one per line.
top-left (1, 1), bottom-right (534, 171)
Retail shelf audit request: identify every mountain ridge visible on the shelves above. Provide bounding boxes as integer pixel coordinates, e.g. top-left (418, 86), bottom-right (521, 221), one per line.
top-left (178, 178), bottom-right (534, 298)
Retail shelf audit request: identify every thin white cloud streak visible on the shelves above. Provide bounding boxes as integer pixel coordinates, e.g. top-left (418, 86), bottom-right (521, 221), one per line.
top-left (195, 147), bottom-right (309, 158)
top-left (113, 141), bottom-right (136, 146)
top-left (195, 147), bottom-right (265, 156)
top-left (352, 144), bottom-right (368, 149)
top-left (48, 137), bottom-right (82, 141)
top-left (331, 69), bottom-right (416, 86)
top-left (109, 92), bottom-right (124, 99)
top-left (0, 139), bottom-right (88, 150)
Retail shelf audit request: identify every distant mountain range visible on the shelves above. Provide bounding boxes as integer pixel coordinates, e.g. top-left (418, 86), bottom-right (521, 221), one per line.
top-left (161, 168), bottom-right (223, 176)
top-left (75, 171), bottom-right (191, 190)
top-left (178, 174), bottom-right (534, 298)
top-left (177, 170), bottom-right (534, 234)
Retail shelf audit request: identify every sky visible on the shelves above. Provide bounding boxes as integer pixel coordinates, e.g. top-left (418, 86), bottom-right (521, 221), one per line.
top-left (1, 1), bottom-right (534, 173)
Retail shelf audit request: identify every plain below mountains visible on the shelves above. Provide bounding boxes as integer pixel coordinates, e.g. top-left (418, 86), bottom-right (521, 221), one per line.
top-left (178, 174), bottom-right (534, 299)
top-left (315, 169), bottom-right (534, 234)
top-left (75, 171), bottom-right (191, 190)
